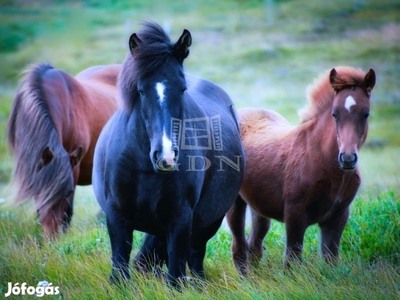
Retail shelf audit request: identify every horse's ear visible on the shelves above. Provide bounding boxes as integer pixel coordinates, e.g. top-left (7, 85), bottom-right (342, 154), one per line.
top-left (129, 33), bottom-right (142, 54)
top-left (364, 68), bottom-right (376, 96)
top-left (41, 146), bottom-right (54, 167)
top-left (173, 29), bottom-right (192, 63)
top-left (70, 147), bottom-right (83, 168)
top-left (329, 68), bottom-right (339, 92)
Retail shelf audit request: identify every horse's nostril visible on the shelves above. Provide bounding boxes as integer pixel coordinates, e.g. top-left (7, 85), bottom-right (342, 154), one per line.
top-left (339, 152), bottom-right (357, 163)
top-left (338, 152), bottom-right (358, 169)
top-left (153, 151), bottom-right (160, 162)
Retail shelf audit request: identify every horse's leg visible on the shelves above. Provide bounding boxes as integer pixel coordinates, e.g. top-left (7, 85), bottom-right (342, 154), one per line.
top-left (247, 208), bottom-right (270, 264)
top-left (106, 214), bottom-right (134, 283)
top-left (166, 211), bottom-right (192, 288)
top-left (134, 233), bottom-right (167, 277)
top-left (225, 194), bottom-right (249, 275)
top-left (284, 210), bottom-right (308, 267)
top-left (188, 216), bottom-right (225, 279)
top-left (319, 207), bottom-right (349, 263)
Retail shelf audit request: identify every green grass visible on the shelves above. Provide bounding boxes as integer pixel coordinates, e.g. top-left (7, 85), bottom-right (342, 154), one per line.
top-left (0, 188), bottom-right (399, 299)
top-left (0, 0), bottom-right (399, 298)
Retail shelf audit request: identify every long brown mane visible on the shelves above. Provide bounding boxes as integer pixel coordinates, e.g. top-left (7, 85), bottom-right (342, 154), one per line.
top-left (7, 63), bottom-right (72, 213)
top-left (299, 66), bottom-right (367, 122)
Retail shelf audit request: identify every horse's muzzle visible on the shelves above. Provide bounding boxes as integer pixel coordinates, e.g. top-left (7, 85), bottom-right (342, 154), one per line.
top-left (338, 152), bottom-right (358, 170)
top-left (153, 147), bottom-right (179, 172)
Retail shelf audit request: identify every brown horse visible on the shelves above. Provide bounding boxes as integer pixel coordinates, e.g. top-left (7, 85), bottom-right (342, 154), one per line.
top-left (226, 66), bottom-right (376, 274)
top-left (7, 63), bottom-right (121, 238)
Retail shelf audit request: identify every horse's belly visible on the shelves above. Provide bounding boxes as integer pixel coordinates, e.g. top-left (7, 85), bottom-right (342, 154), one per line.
top-left (240, 188), bottom-right (284, 222)
top-left (240, 144), bottom-right (286, 221)
top-left (193, 171), bottom-right (243, 228)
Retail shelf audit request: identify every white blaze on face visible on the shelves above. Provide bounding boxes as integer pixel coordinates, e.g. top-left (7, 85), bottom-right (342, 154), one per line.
top-left (156, 82), bottom-right (165, 104)
top-left (162, 130), bottom-right (175, 165)
top-left (344, 95), bottom-right (356, 112)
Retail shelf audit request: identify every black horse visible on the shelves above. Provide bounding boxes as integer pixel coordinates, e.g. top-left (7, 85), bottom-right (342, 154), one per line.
top-left (92, 22), bottom-right (245, 287)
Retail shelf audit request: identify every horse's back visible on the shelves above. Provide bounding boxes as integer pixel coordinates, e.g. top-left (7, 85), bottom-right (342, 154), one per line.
top-left (75, 64), bottom-right (121, 86)
top-left (239, 107), bottom-right (292, 142)
top-left (67, 65), bottom-right (120, 120)
top-left (186, 74), bottom-right (235, 115)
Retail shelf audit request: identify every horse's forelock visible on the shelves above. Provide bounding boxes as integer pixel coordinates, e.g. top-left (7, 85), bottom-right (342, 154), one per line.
top-left (299, 67), bottom-right (367, 122)
top-left (11, 131), bottom-right (68, 205)
top-left (33, 155), bottom-right (73, 219)
top-left (119, 22), bottom-right (175, 112)
top-left (329, 66), bottom-right (366, 91)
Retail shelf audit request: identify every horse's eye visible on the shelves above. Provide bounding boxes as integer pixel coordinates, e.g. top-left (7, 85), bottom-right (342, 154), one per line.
top-left (181, 87), bottom-right (187, 95)
top-left (138, 89), bottom-right (144, 95)
top-left (332, 113), bottom-right (338, 120)
top-left (363, 112), bottom-right (370, 120)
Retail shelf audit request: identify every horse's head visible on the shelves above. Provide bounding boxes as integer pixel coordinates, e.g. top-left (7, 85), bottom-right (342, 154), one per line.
top-left (330, 68), bottom-right (375, 170)
top-left (35, 146), bottom-right (82, 239)
top-left (128, 24), bottom-right (191, 172)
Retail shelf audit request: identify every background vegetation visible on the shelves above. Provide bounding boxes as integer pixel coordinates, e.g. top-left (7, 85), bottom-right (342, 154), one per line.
top-left (0, 0), bottom-right (399, 299)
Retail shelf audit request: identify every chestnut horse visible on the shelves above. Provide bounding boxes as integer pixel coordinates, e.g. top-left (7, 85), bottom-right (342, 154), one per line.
top-left (7, 63), bottom-right (120, 238)
top-left (226, 66), bottom-right (376, 274)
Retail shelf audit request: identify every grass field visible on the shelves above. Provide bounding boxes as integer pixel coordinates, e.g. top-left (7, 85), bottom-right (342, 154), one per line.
top-left (0, 0), bottom-right (399, 299)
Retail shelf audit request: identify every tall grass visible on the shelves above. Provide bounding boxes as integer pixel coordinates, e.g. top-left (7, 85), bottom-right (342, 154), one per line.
top-left (0, 190), bottom-right (399, 299)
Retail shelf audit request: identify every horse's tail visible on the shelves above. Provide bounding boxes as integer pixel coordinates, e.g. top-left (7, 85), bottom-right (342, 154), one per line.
top-left (6, 63), bottom-right (72, 209)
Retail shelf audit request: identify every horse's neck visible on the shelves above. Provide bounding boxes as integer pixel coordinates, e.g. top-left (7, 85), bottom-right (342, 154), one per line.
top-left (298, 110), bottom-right (339, 165)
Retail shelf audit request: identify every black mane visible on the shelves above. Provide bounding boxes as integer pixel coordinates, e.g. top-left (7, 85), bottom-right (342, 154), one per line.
top-left (118, 21), bottom-right (177, 112)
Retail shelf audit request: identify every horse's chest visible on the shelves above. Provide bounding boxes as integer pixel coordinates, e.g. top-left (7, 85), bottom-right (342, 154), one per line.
top-left (309, 175), bottom-right (360, 223)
